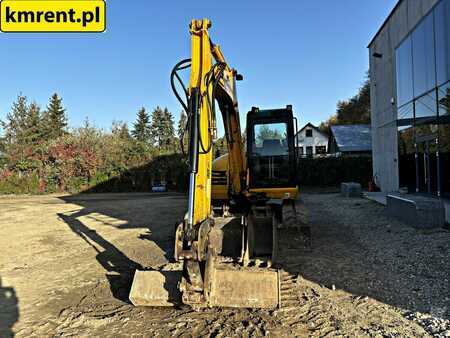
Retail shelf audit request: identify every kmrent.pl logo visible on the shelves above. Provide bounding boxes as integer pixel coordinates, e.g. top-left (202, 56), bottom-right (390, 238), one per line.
top-left (0, 0), bottom-right (106, 32)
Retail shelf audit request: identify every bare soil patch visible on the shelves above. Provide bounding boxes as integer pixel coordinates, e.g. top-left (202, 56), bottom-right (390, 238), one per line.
top-left (0, 193), bottom-right (448, 337)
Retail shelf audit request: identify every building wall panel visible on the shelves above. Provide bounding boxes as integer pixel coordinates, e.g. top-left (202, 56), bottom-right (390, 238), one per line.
top-left (369, 0), bottom-right (437, 192)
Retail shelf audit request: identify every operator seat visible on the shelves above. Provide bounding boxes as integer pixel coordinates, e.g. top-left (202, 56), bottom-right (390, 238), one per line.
top-left (262, 139), bottom-right (283, 156)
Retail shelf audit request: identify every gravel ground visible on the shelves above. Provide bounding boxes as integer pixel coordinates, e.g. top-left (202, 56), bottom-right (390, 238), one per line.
top-left (300, 194), bottom-right (450, 337)
top-left (0, 192), bottom-right (448, 337)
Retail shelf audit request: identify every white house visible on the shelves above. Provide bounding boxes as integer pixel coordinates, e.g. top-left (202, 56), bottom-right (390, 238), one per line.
top-left (295, 123), bottom-right (328, 157)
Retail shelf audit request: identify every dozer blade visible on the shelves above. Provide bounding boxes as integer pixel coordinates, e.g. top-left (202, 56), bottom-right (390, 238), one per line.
top-left (129, 270), bottom-right (182, 307)
top-left (208, 267), bottom-right (279, 309)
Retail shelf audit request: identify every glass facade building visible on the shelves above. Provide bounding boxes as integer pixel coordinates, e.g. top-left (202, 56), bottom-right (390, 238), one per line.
top-left (396, 0), bottom-right (450, 197)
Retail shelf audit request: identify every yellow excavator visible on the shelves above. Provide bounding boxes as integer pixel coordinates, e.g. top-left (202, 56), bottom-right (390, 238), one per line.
top-left (129, 18), bottom-right (308, 309)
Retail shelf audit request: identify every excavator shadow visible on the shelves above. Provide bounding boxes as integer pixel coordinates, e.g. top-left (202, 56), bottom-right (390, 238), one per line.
top-left (58, 193), bottom-right (186, 304)
top-left (57, 211), bottom-right (142, 302)
top-left (0, 277), bottom-right (19, 338)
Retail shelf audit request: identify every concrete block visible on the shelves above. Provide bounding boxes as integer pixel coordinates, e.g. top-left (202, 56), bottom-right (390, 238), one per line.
top-left (341, 182), bottom-right (362, 198)
top-left (387, 194), bottom-right (445, 229)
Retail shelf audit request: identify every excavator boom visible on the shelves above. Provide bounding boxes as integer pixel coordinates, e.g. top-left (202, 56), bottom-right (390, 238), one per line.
top-left (129, 18), bottom-right (307, 309)
top-left (185, 18), bottom-right (245, 231)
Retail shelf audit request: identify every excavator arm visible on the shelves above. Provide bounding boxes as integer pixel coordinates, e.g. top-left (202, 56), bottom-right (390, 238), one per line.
top-left (130, 19), bottom-right (284, 309)
top-left (183, 18), bottom-right (245, 232)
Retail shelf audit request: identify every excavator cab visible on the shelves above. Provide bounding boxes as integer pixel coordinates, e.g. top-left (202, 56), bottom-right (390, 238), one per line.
top-left (211, 106), bottom-right (299, 205)
top-left (247, 106), bottom-right (298, 192)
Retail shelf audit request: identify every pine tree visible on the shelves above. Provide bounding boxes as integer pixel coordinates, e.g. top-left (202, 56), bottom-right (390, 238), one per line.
top-left (177, 111), bottom-right (187, 141)
top-left (177, 111), bottom-right (188, 153)
top-left (43, 93), bottom-right (67, 139)
top-left (150, 107), bottom-right (176, 152)
top-left (24, 102), bottom-right (42, 145)
top-left (2, 94), bottom-right (29, 145)
top-left (0, 135), bottom-right (6, 158)
top-left (132, 107), bottom-right (151, 143)
top-left (162, 108), bottom-right (176, 151)
top-left (150, 106), bottom-right (164, 149)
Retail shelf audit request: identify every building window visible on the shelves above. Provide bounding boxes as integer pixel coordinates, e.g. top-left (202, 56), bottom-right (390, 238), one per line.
top-left (435, 0), bottom-right (450, 86)
top-left (440, 123), bottom-right (450, 196)
top-left (396, 36), bottom-right (414, 108)
top-left (398, 124), bottom-right (416, 192)
top-left (415, 90), bottom-right (438, 122)
top-left (412, 13), bottom-right (436, 97)
top-left (396, 1), bottom-right (446, 122)
top-left (298, 147), bottom-right (304, 156)
top-left (392, 0), bottom-right (450, 197)
top-left (417, 138), bottom-right (439, 194)
top-left (305, 129), bottom-right (313, 137)
top-left (438, 83), bottom-right (450, 196)
top-left (398, 102), bottom-right (414, 120)
top-left (316, 146), bottom-right (326, 154)
top-left (306, 146), bottom-right (313, 156)
top-left (438, 82), bottom-right (450, 117)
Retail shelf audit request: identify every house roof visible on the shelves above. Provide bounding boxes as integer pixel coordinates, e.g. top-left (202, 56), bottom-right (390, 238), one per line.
top-left (296, 123), bottom-right (327, 137)
top-left (368, 0), bottom-right (403, 48)
top-left (330, 125), bottom-right (372, 152)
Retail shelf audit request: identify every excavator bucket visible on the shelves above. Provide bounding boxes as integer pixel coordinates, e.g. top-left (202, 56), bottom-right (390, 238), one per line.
top-left (129, 265), bottom-right (280, 308)
top-left (205, 219), bottom-right (280, 308)
top-left (129, 219), bottom-right (280, 308)
top-left (208, 267), bottom-right (279, 308)
top-left (129, 270), bottom-right (182, 307)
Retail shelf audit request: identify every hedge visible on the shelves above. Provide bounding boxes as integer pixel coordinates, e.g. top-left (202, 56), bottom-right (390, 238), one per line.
top-left (297, 156), bottom-right (373, 187)
top-left (0, 153), bottom-right (189, 195)
top-left (0, 154), bottom-right (372, 194)
top-left (85, 153), bottom-right (189, 193)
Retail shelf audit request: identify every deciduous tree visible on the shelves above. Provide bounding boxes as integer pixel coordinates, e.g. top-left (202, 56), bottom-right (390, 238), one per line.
top-left (335, 77), bottom-right (370, 125)
top-left (319, 74), bottom-right (371, 133)
top-left (112, 120), bottom-right (131, 140)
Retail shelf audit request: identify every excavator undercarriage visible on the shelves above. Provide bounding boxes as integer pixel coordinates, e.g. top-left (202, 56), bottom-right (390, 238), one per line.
top-left (130, 199), bottom-right (309, 309)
